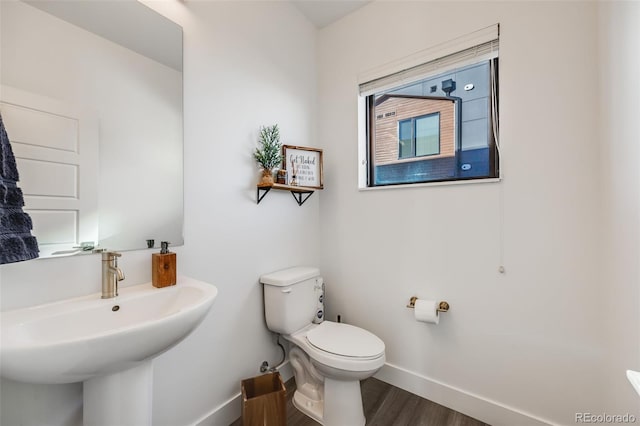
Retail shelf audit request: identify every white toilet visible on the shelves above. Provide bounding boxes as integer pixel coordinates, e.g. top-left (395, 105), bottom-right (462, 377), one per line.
top-left (260, 266), bottom-right (385, 426)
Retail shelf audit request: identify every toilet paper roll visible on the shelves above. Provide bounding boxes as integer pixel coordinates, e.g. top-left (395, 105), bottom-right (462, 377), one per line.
top-left (414, 299), bottom-right (439, 324)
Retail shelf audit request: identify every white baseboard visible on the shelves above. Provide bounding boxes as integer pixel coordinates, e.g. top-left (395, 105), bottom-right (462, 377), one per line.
top-left (374, 362), bottom-right (556, 426)
top-left (194, 363), bottom-right (293, 426)
top-left (194, 392), bottom-right (242, 426)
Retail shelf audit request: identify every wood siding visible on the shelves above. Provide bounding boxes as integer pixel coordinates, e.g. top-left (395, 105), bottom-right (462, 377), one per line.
top-left (374, 97), bottom-right (455, 165)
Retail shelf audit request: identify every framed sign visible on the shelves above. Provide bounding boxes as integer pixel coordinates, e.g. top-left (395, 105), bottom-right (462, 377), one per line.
top-left (282, 145), bottom-right (323, 189)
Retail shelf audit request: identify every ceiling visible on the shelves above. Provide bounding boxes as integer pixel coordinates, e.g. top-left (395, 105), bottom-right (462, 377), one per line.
top-left (291, 0), bottom-right (371, 29)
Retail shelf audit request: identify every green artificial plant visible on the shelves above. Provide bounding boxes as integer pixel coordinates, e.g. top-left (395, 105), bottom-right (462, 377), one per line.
top-left (253, 124), bottom-right (283, 171)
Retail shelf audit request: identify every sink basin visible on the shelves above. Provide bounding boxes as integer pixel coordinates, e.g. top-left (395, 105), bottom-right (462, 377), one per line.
top-left (1, 276), bottom-right (217, 384)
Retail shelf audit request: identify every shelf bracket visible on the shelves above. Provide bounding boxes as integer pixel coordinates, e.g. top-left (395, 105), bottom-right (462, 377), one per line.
top-left (290, 190), bottom-right (313, 206)
top-left (256, 186), bottom-right (271, 204)
top-left (256, 184), bottom-right (317, 206)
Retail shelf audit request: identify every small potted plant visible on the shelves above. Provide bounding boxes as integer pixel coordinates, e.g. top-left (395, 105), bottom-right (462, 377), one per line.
top-left (254, 124), bottom-right (283, 185)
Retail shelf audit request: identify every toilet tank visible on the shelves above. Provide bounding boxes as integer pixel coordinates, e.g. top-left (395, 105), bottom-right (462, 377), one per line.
top-left (260, 266), bottom-right (320, 335)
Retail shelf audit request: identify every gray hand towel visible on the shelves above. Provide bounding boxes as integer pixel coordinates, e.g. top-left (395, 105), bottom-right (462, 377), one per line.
top-left (0, 112), bottom-right (39, 263)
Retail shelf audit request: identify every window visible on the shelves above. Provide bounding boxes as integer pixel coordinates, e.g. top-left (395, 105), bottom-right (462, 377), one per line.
top-left (359, 26), bottom-right (500, 187)
top-left (399, 113), bottom-right (440, 159)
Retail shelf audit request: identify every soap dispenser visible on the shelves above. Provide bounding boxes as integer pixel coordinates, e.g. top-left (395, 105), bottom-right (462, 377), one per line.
top-left (152, 241), bottom-right (176, 288)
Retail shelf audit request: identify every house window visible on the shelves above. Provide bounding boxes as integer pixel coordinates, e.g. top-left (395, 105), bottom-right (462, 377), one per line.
top-left (359, 26), bottom-right (500, 187)
top-left (398, 113), bottom-right (440, 159)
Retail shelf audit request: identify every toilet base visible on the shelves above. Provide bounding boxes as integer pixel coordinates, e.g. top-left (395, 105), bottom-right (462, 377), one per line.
top-left (322, 377), bottom-right (366, 426)
top-left (292, 389), bottom-right (324, 424)
top-left (293, 377), bottom-right (366, 426)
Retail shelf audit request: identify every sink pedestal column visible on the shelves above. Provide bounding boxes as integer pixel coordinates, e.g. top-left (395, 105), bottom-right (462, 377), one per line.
top-left (83, 360), bottom-right (153, 426)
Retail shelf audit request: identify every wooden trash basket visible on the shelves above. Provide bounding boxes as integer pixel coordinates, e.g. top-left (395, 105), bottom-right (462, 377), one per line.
top-left (241, 372), bottom-right (286, 426)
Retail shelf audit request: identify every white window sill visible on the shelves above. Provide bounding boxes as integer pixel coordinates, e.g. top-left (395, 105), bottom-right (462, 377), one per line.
top-left (358, 177), bottom-right (501, 191)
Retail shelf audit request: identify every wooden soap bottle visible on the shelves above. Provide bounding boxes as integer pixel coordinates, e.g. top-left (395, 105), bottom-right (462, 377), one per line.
top-left (152, 241), bottom-right (176, 288)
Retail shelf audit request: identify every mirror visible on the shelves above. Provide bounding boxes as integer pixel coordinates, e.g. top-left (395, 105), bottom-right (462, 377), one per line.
top-left (0, 0), bottom-right (183, 258)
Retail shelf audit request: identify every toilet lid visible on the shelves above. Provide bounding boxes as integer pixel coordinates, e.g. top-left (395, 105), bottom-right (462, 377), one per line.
top-left (306, 322), bottom-right (385, 358)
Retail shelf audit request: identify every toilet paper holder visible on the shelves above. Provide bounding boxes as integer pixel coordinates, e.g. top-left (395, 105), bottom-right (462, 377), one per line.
top-left (406, 296), bottom-right (450, 313)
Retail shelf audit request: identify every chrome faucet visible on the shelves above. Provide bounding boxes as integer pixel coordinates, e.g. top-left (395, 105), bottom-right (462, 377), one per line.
top-left (101, 251), bottom-right (125, 299)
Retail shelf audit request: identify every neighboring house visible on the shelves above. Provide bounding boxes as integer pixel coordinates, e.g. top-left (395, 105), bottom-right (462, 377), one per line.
top-left (374, 94), bottom-right (456, 163)
top-left (373, 94), bottom-right (458, 183)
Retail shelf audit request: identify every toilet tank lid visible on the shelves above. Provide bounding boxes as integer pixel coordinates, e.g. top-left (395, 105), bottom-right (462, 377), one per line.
top-left (260, 266), bottom-right (320, 286)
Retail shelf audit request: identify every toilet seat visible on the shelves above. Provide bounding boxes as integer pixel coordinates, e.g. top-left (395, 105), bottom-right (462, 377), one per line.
top-left (306, 321), bottom-right (384, 359)
top-left (288, 322), bottom-right (385, 373)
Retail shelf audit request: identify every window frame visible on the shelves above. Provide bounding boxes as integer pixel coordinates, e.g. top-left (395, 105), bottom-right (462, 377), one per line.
top-left (363, 58), bottom-right (499, 188)
top-left (397, 112), bottom-right (441, 159)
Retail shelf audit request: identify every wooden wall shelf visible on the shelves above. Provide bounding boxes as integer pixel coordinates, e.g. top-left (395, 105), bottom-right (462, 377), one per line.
top-left (256, 183), bottom-right (318, 206)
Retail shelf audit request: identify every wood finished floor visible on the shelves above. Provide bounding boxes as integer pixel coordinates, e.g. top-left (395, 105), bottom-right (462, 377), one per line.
top-left (231, 377), bottom-right (490, 426)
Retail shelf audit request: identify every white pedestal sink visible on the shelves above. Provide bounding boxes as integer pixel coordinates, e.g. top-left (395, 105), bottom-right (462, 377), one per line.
top-left (1, 276), bottom-right (217, 425)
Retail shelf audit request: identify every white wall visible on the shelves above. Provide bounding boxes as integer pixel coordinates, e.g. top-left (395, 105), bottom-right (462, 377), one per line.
top-left (149, 2), bottom-right (318, 424)
top-left (317, 1), bottom-right (638, 425)
top-left (0, 1), bottom-right (318, 425)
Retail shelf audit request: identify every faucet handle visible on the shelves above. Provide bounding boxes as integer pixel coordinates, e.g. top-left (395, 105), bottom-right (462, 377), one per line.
top-left (101, 251), bottom-right (122, 260)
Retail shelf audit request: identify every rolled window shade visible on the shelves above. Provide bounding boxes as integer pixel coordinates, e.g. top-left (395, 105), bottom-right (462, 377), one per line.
top-left (359, 24), bottom-right (499, 96)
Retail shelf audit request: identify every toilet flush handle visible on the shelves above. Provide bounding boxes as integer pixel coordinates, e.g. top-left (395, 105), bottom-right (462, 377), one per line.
top-left (281, 288), bottom-right (292, 294)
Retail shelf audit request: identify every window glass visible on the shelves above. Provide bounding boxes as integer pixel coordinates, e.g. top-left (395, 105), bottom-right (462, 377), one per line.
top-left (365, 59), bottom-right (499, 186)
top-left (398, 119), bottom-right (413, 159)
top-left (415, 114), bottom-right (439, 156)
